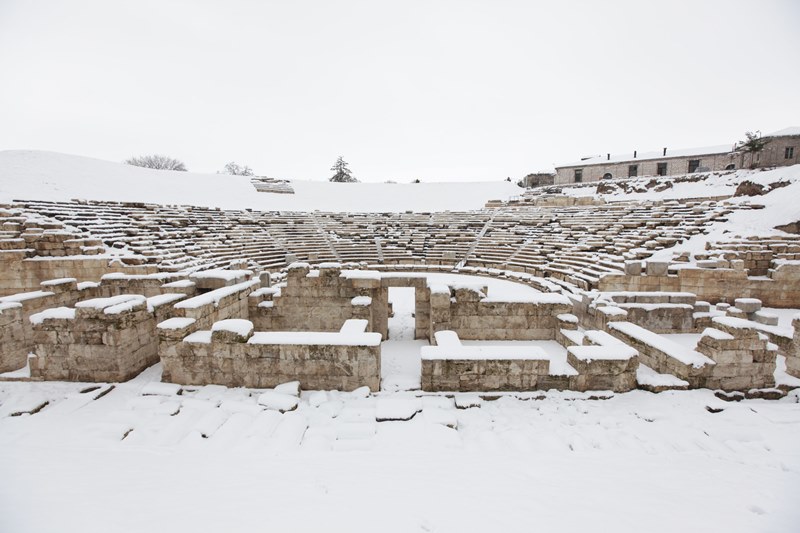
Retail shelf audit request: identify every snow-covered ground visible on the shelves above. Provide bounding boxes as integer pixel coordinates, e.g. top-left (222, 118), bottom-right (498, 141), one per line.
top-left (1, 365), bottom-right (799, 533)
top-left (0, 150), bottom-right (522, 212)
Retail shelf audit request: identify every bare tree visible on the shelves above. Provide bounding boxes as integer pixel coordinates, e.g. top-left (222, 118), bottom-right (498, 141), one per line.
top-left (329, 156), bottom-right (358, 182)
top-left (221, 162), bottom-right (254, 176)
top-left (125, 154), bottom-right (187, 171)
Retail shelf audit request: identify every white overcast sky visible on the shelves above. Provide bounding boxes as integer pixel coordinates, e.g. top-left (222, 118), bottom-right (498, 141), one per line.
top-left (1, 0), bottom-right (798, 182)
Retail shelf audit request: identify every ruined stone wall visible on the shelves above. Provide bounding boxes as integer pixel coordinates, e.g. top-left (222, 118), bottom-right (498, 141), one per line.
top-left (695, 318), bottom-right (778, 390)
top-left (172, 280), bottom-right (258, 330)
top-left (250, 263), bottom-right (387, 339)
top-left (0, 278), bottom-right (101, 373)
top-left (31, 297), bottom-right (161, 382)
top-left (428, 286), bottom-right (572, 341)
top-left (787, 316), bottom-right (800, 379)
top-left (163, 323), bottom-right (381, 391)
top-left (0, 253), bottom-right (156, 296)
top-left (0, 303), bottom-right (25, 373)
top-left (421, 358), bottom-right (549, 392)
top-left (598, 262), bottom-right (800, 308)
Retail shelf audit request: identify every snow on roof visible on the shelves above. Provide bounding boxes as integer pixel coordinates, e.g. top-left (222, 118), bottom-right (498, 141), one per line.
top-left (557, 144), bottom-right (734, 169)
top-left (765, 127), bottom-right (800, 137)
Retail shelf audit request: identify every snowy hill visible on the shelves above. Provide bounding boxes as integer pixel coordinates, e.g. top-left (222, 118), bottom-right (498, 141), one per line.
top-left (0, 151), bottom-right (522, 212)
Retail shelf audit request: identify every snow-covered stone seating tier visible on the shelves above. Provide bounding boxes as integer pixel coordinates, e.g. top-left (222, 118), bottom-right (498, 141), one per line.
top-left (188, 269), bottom-right (252, 290)
top-left (3, 195), bottom-right (740, 295)
top-left (607, 321), bottom-right (715, 388)
top-left (162, 319), bottom-right (381, 391)
top-left (566, 330), bottom-right (639, 393)
top-left (421, 330), bottom-right (551, 392)
top-left (606, 318), bottom-right (780, 391)
top-left (693, 317), bottom-right (780, 390)
top-left (599, 252), bottom-right (800, 309)
top-left (172, 279), bottom-right (259, 325)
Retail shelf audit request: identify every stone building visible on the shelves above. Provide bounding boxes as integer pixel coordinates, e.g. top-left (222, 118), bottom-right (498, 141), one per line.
top-left (554, 127), bottom-right (800, 185)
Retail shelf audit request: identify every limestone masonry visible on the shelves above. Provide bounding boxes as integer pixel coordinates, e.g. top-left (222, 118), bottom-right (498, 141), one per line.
top-left (1, 174), bottom-right (799, 397)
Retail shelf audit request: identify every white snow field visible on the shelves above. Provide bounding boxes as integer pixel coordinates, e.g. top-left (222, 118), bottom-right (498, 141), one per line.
top-left (0, 150), bottom-right (522, 212)
top-left (1, 367), bottom-right (799, 533)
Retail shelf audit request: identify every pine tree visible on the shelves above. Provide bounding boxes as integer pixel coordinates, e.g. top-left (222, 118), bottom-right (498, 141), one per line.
top-left (738, 131), bottom-right (769, 169)
top-left (739, 131), bottom-right (768, 154)
top-left (329, 156), bottom-right (358, 182)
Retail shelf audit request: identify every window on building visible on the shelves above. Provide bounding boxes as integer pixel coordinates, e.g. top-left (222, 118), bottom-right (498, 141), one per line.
top-left (688, 159), bottom-right (700, 173)
top-left (602, 173), bottom-right (612, 180)
top-left (656, 162), bottom-right (667, 176)
top-left (574, 169), bottom-right (583, 183)
top-left (628, 165), bottom-right (638, 177)
top-left (725, 164), bottom-right (736, 170)
top-left (786, 147), bottom-right (795, 159)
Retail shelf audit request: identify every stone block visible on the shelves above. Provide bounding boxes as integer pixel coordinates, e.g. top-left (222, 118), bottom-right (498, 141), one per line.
top-left (645, 261), bottom-right (670, 276)
top-left (624, 261), bottom-right (642, 276)
top-left (734, 298), bottom-right (762, 314)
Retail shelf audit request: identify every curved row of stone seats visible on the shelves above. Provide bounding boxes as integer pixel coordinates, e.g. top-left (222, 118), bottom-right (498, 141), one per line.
top-left (4, 197), bottom-right (734, 292)
top-left (161, 318), bottom-right (381, 391)
top-left (601, 256), bottom-right (800, 308)
top-left (580, 291), bottom-right (700, 333)
top-left (700, 235), bottom-right (800, 276)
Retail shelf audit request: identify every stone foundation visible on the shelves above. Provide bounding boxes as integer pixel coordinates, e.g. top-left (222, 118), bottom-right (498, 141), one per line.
top-left (163, 319), bottom-right (381, 391)
top-left (30, 295), bottom-right (168, 382)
